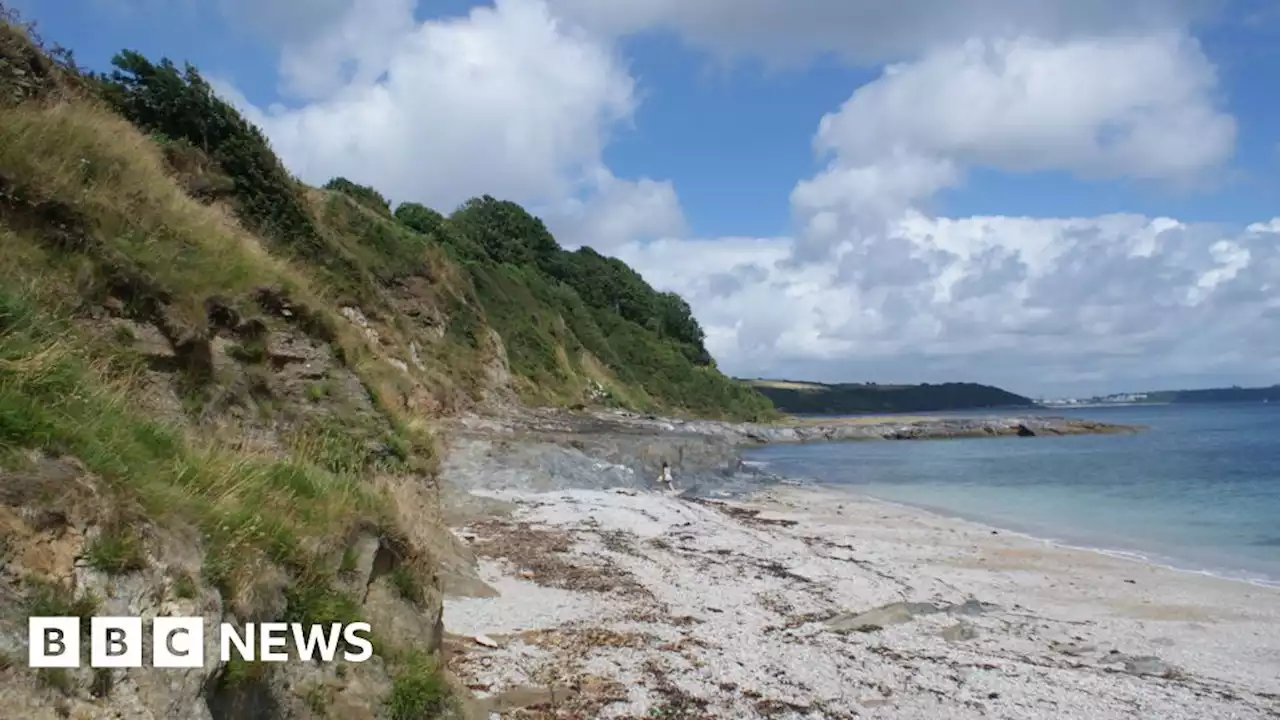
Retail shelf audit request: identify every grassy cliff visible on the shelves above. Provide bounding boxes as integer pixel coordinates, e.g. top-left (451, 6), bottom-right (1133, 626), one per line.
top-left (0, 9), bottom-right (768, 718)
top-left (744, 379), bottom-right (1037, 415)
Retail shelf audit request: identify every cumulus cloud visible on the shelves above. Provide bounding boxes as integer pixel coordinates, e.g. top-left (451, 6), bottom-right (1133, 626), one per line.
top-left (617, 217), bottom-right (1280, 396)
top-left (540, 168), bottom-right (687, 250)
top-left (216, 0), bottom-right (678, 249)
top-left (685, 22), bottom-right (1252, 396)
top-left (206, 0), bottom-right (1269, 394)
top-left (789, 32), bottom-right (1236, 261)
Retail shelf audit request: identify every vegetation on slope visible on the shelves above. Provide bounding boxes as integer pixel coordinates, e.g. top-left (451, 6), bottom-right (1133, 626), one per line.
top-left (0, 11), bottom-right (774, 712)
top-left (744, 379), bottom-right (1037, 415)
top-left (0, 11), bottom-right (463, 715)
top-left (84, 46), bottom-right (772, 421)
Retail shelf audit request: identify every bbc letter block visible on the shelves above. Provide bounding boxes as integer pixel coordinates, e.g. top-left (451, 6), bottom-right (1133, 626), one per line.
top-left (153, 616), bottom-right (205, 668)
top-left (29, 617), bottom-right (81, 668)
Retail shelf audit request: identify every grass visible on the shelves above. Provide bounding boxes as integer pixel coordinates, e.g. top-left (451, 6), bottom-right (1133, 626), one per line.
top-left (85, 526), bottom-right (146, 574)
top-left (37, 667), bottom-right (74, 694)
top-left (0, 282), bottom-right (384, 600)
top-left (219, 654), bottom-right (269, 688)
top-left (305, 683), bottom-right (332, 716)
top-left (283, 581), bottom-right (362, 627)
top-left (388, 564), bottom-right (422, 605)
top-left (171, 569), bottom-right (198, 599)
top-left (22, 578), bottom-right (100, 620)
top-left (386, 651), bottom-right (451, 720)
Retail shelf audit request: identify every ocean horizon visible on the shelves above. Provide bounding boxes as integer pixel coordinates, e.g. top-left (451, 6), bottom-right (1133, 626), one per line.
top-left (743, 403), bottom-right (1280, 588)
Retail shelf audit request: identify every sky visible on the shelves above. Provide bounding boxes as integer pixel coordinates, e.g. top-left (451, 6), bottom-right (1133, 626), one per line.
top-left (16, 0), bottom-right (1280, 399)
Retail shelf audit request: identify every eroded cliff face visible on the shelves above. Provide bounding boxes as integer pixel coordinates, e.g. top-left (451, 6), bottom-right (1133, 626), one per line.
top-left (0, 296), bottom-right (467, 719)
top-left (0, 12), bottom-right (500, 717)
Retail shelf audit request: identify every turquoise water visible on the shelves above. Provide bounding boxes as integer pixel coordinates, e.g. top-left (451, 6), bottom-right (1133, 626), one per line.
top-left (743, 404), bottom-right (1280, 586)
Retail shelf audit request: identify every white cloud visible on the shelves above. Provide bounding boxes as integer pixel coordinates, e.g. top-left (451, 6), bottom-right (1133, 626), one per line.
top-left (617, 216), bottom-right (1280, 396)
top-left (789, 33), bottom-right (1235, 261)
top-left (217, 0), bottom-right (674, 249)
top-left (541, 168), bottom-right (687, 250)
top-left (546, 0), bottom-right (1216, 66)
top-left (206, 0), bottom-right (1271, 394)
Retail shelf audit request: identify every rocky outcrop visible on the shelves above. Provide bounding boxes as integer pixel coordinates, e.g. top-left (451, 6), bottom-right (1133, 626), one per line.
top-left (437, 407), bottom-right (1143, 529)
top-left (0, 453), bottom-right (453, 720)
top-left (573, 409), bottom-right (1143, 445)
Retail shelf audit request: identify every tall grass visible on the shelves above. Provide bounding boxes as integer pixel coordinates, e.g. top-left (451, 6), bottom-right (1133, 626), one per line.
top-left (0, 282), bottom-right (384, 590)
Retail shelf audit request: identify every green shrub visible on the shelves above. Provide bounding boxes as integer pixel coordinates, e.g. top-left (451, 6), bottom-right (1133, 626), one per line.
top-left (324, 176), bottom-right (391, 214)
top-left (85, 526), bottom-right (146, 574)
top-left (386, 652), bottom-right (450, 720)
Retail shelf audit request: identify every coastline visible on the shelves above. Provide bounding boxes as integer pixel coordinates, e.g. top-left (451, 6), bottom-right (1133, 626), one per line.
top-left (434, 406), bottom-right (1278, 718)
top-left (815, 486), bottom-right (1280, 591)
top-left (440, 485), bottom-right (1280, 719)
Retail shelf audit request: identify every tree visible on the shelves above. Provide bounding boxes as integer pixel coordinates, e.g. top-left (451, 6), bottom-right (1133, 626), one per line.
top-left (325, 177), bottom-right (390, 214)
top-left (449, 195), bottom-right (559, 266)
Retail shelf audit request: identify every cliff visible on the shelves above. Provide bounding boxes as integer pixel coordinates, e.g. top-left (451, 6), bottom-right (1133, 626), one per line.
top-left (0, 11), bottom-right (768, 719)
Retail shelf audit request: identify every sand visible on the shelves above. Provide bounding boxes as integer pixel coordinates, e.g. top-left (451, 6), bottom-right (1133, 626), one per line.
top-left (443, 486), bottom-right (1280, 719)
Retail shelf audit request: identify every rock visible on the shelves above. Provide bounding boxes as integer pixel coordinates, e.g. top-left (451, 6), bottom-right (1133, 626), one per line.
top-left (1050, 641), bottom-right (1096, 657)
top-left (950, 598), bottom-right (998, 616)
top-left (827, 598), bottom-right (994, 633)
top-left (475, 634), bottom-right (499, 648)
top-left (826, 602), bottom-right (941, 632)
top-left (941, 622), bottom-right (981, 643)
top-left (1124, 656), bottom-right (1175, 676)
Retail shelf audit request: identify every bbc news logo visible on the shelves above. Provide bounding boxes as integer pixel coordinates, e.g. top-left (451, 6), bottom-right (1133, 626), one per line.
top-left (28, 617), bottom-right (373, 668)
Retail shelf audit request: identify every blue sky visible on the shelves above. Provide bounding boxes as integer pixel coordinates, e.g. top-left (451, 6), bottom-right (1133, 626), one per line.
top-left (15, 0), bottom-right (1280, 397)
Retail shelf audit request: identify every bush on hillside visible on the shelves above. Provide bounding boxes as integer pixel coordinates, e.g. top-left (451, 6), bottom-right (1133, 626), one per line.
top-left (324, 176), bottom-right (391, 215)
top-left (449, 194), bottom-right (559, 266)
top-left (93, 51), bottom-right (347, 270)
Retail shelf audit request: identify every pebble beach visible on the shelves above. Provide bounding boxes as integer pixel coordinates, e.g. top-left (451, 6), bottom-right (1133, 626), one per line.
top-left (442, 485), bottom-right (1280, 719)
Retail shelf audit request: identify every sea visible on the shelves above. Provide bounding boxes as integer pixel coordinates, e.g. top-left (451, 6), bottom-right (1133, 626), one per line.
top-left (738, 403), bottom-right (1280, 588)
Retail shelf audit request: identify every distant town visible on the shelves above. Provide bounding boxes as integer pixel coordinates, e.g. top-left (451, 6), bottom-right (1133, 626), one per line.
top-left (1038, 385), bottom-right (1278, 407)
top-left (1037, 393), bottom-right (1155, 407)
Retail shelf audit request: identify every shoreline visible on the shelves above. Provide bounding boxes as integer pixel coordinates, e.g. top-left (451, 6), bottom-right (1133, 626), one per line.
top-left (809, 484), bottom-right (1280, 591)
top-left (440, 485), bottom-right (1280, 719)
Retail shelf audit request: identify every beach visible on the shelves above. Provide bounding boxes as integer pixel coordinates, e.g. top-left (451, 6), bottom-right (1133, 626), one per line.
top-left (442, 485), bottom-right (1280, 719)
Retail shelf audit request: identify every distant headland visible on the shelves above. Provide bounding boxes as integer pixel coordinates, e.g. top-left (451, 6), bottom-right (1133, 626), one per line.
top-left (1040, 384), bottom-right (1280, 407)
top-left (739, 378), bottom-right (1036, 415)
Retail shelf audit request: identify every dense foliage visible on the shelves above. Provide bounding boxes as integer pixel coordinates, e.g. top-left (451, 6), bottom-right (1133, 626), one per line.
top-left (84, 49), bottom-right (772, 420)
top-left (433, 199), bottom-right (769, 418)
top-left (747, 380), bottom-right (1036, 415)
top-left (324, 177), bottom-right (392, 215)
